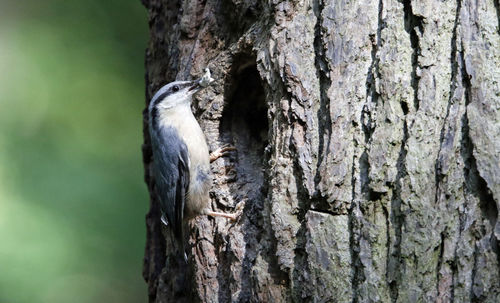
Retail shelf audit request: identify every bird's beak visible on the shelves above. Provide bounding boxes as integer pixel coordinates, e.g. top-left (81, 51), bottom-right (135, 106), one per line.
top-left (188, 79), bottom-right (203, 93)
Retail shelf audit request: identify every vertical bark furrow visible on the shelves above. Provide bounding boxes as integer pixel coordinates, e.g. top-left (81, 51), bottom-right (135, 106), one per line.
top-left (402, 0), bottom-right (423, 113)
top-left (460, 0), bottom-right (500, 247)
top-left (435, 3), bottom-right (465, 302)
top-left (312, 0), bottom-right (332, 197)
top-left (349, 158), bottom-right (362, 303)
top-left (460, 37), bottom-right (500, 301)
top-left (494, 0), bottom-right (500, 35)
top-left (362, 0), bottom-right (383, 148)
top-left (316, 0), bottom-right (380, 301)
top-left (435, 231), bottom-right (445, 301)
top-left (397, 0), bottom-right (458, 299)
top-left (435, 0), bottom-right (461, 189)
top-left (388, 121), bottom-right (408, 303)
top-left (262, 4), bottom-right (322, 301)
top-left (459, 99), bottom-right (481, 303)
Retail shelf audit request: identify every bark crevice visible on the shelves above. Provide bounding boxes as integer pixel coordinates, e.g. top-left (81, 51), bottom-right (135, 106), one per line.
top-left (388, 120), bottom-right (409, 303)
top-left (434, 3), bottom-right (463, 292)
top-left (494, 0), bottom-right (500, 35)
top-left (460, 42), bottom-right (499, 300)
top-left (436, 0), bottom-right (462, 189)
top-left (312, 0), bottom-right (332, 193)
top-left (349, 153), bottom-right (363, 303)
top-left (403, 0), bottom-right (424, 113)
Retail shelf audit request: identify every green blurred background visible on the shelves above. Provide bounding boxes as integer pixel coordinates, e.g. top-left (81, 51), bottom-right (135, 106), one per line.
top-left (0, 0), bottom-right (148, 302)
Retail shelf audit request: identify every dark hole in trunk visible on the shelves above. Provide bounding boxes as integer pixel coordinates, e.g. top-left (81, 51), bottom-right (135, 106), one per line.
top-left (220, 59), bottom-right (268, 207)
top-left (222, 63), bottom-right (268, 152)
top-left (216, 55), bottom-right (271, 302)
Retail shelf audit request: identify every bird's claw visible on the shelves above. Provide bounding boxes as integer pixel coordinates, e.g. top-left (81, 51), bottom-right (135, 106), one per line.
top-left (210, 144), bottom-right (236, 162)
top-left (206, 209), bottom-right (240, 221)
top-left (205, 201), bottom-right (244, 222)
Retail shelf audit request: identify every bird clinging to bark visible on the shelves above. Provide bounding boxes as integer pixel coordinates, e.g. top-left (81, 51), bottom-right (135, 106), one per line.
top-left (148, 68), bottom-right (240, 259)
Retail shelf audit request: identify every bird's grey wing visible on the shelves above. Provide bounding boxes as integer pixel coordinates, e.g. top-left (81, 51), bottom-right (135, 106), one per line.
top-left (175, 146), bottom-right (189, 241)
top-left (151, 127), bottom-right (190, 243)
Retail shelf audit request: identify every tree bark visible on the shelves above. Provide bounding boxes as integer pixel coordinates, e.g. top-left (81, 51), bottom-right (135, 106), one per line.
top-left (141, 0), bottom-right (500, 302)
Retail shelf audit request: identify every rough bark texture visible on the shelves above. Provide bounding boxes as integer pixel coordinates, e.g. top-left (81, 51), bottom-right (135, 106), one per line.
top-left (141, 0), bottom-right (500, 302)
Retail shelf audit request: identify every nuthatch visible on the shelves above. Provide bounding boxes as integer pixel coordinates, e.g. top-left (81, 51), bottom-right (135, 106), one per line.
top-left (148, 69), bottom-right (239, 257)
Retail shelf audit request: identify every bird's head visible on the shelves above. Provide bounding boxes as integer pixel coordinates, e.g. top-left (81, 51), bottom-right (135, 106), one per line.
top-left (149, 68), bottom-right (214, 112)
top-left (149, 80), bottom-right (201, 111)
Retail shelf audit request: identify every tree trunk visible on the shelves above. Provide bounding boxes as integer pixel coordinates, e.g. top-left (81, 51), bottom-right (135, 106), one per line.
top-left (141, 0), bottom-right (500, 302)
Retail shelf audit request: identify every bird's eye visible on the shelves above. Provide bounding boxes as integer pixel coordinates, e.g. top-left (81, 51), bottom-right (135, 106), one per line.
top-left (172, 85), bottom-right (179, 92)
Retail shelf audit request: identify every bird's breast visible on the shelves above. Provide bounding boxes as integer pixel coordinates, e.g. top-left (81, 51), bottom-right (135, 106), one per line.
top-left (158, 104), bottom-right (210, 168)
top-left (158, 104), bottom-right (211, 216)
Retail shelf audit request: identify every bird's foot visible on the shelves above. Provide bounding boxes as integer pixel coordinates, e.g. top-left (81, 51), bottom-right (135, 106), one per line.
top-left (210, 144), bottom-right (236, 163)
top-left (206, 202), bottom-right (244, 221)
top-left (206, 210), bottom-right (239, 221)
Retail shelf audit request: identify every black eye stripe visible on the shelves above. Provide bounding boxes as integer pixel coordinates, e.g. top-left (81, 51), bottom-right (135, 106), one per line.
top-left (152, 92), bottom-right (168, 106)
top-left (172, 82), bottom-right (191, 92)
top-left (151, 82), bottom-right (193, 107)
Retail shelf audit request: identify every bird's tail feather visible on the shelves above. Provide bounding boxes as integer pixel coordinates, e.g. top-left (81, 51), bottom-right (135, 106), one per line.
top-left (161, 215), bottom-right (187, 262)
top-left (176, 229), bottom-right (187, 263)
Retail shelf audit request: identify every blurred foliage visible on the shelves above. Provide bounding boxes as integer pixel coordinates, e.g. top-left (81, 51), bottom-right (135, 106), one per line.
top-left (0, 0), bottom-right (148, 302)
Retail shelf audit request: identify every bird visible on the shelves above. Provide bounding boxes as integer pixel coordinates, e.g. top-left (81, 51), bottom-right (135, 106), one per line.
top-left (148, 69), bottom-right (239, 259)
